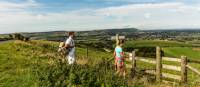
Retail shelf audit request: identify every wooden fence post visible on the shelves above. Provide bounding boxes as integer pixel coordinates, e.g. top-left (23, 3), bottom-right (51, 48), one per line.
top-left (132, 51), bottom-right (136, 70)
top-left (156, 46), bottom-right (162, 82)
top-left (131, 50), bottom-right (136, 77)
top-left (86, 46), bottom-right (88, 58)
top-left (181, 56), bottom-right (187, 85)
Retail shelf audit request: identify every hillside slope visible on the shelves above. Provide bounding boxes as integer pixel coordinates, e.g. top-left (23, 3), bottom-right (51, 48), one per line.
top-left (0, 40), bottom-right (113, 87)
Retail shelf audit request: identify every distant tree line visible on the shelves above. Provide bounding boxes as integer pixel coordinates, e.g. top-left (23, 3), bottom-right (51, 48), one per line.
top-left (10, 33), bottom-right (30, 42)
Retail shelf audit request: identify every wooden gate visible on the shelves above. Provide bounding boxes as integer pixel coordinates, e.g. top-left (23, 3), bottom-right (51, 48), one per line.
top-left (130, 46), bottom-right (200, 85)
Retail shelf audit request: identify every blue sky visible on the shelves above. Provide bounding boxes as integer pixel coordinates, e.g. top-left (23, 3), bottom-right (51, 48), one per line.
top-left (0, 0), bottom-right (200, 33)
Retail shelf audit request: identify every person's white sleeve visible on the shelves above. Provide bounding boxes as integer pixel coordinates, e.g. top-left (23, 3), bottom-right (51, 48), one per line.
top-left (65, 38), bottom-right (71, 45)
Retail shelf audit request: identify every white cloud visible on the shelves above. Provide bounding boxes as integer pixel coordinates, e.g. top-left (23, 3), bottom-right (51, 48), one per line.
top-left (27, 0), bottom-right (36, 3)
top-left (96, 2), bottom-right (183, 16)
top-left (0, 2), bottom-right (200, 33)
top-left (102, 0), bottom-right (158, 3)
top-left (94, 2), bottom-right (200, 29)
top-left (0, 0), bottom-right (41, 12)
top-left (144, 13), bottom-right (151, 19)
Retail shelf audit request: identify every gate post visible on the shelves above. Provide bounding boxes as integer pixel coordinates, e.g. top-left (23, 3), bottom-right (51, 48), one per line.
top-left (131, 50), bottom-right (136, 77)
top-left (156, 46), bottom-right (162, 82)
top-left (132, 51), bottom-right (136, 70)
top-left (181, 56), bottom-right (187, 85)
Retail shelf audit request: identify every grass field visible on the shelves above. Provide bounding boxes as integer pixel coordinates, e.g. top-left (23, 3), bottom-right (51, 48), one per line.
top-left (125, 40), bottom-right (200, 60)
top-left (0, 35), bottom-right (9, 39)
top-left (163, 47), bottom-right (200, 60)
top-left (0, 40), bottom-right (113, 87)
top-left (0, 40), bottom-right (199, 87)
top-left (125, 40), bottom-right (193, 47)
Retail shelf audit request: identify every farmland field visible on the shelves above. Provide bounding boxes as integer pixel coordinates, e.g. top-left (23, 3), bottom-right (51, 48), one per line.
top-left (125, 40), bottom-right (193, 47)
top-left (163, 47), bottom-right (200, 60)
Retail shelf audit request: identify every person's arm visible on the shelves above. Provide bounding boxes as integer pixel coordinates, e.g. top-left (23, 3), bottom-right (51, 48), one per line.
top-left (120, 48), bottom-right (124, 58)
top-left (64, 44), bottom-right (71, 48)
top-left (64, 43), bottom-right (75, 48)
top-left (120, 52), bottom-right (124, 58)
top-left (113, 51), bottom-right (116, 58)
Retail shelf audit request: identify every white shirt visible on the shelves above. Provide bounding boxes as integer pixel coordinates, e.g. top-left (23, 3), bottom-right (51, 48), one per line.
top-left (65, 36), bottom-right (75, 58)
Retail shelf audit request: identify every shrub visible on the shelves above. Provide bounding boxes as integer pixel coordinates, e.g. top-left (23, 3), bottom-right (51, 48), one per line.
top-left (38, 58), bottom-right (128, 87)
top-left (11, 33), bottom-right (30, 42)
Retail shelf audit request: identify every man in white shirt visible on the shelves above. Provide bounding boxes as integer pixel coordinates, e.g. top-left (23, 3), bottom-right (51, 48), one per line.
top-left (64, 32), bottom-right (75, 65)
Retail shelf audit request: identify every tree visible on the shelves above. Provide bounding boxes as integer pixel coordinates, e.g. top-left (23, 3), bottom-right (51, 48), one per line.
top-left (12, 33), bottom-right (29, 41)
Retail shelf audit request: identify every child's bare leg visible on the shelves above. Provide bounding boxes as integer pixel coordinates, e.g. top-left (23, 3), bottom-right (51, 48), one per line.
top-left (119, 66), bottom-right (124, 77)
top-left (116, 70), bottom-right (119, 75)
top-left (115, 63), bottom-right (120, 74)
top-left (122, 66), bottom-right (126, 78)
top-left (114, 60), bottom-right (117, 71)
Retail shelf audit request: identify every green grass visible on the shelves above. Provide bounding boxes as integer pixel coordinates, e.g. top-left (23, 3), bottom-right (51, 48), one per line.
top-left (0, 35), bottom-right (9, 38)
top-left (0, 40), bottom-right (60, 87)
top-left (0, 40), bottom-right (113, 87)
top-left (163, 47), bottom-right (200, 60)
top-left (125, 40), bottom-right (193, 47)
top-left (1, 40), bottom-right (199, 87)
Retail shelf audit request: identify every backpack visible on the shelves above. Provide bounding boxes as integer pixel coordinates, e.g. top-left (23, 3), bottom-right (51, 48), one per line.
top-left (58, 41), bottom-right (70, 57)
